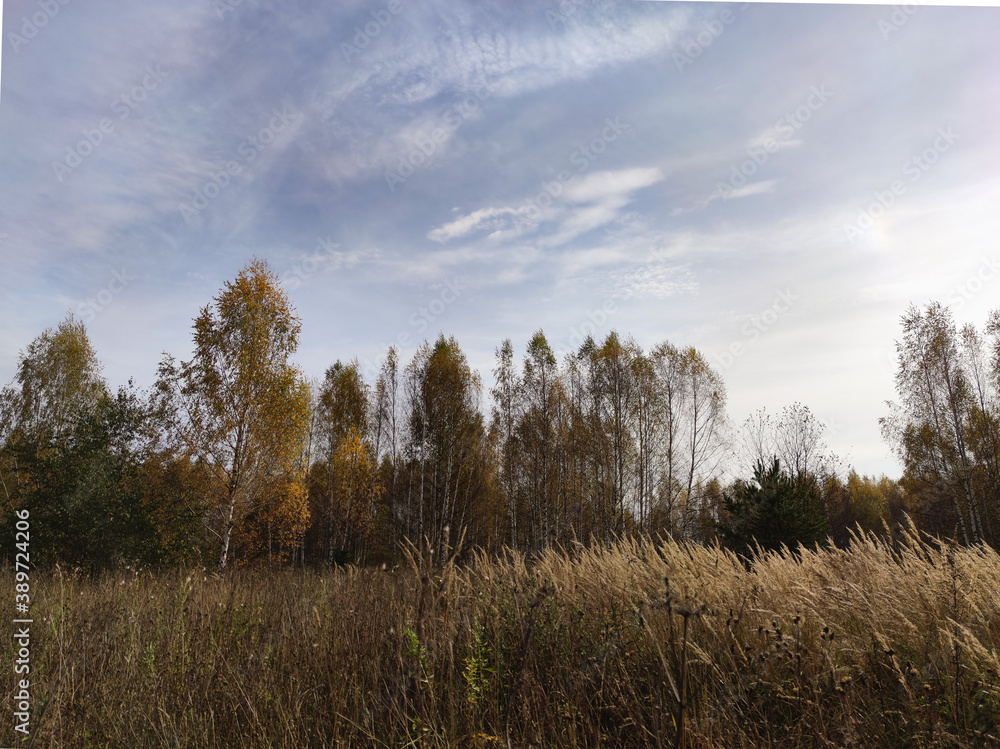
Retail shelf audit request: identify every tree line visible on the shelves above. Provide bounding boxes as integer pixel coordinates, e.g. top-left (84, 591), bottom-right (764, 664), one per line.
top-left (1, 261), bottom-right (992, 571)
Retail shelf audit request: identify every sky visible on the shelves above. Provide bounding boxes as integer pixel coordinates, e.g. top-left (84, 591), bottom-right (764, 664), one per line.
top-left (2, 0), bottom-right (999, 479)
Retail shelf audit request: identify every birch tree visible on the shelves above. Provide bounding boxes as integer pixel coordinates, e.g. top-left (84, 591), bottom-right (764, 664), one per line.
top-left (882, 303), bottom-right (984, 544)
top-left (490, 338), bottom-right (522, 548)
top-left (154, 259), bottom-right (310, 573)
top-left (405, 335), bottom-right (488, 556)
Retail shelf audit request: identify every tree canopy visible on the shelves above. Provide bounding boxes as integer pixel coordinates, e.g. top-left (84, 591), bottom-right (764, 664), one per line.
top-left (13, 260), bottom-right (1000, 571)
top-left (154, 259), bottom-right (311, 572)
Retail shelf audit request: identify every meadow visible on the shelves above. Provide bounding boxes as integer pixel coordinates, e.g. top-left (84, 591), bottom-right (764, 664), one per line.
top-left (3, 529), bottom-right (1000, 748)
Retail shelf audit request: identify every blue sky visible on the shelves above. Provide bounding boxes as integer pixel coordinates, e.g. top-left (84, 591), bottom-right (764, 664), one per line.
top-left (2, 0), bottom-right (1000, 478)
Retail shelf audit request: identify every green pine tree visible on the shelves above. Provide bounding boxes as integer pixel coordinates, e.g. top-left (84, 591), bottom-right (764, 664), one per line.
top-left (717, 458), bottom-right (827, 556)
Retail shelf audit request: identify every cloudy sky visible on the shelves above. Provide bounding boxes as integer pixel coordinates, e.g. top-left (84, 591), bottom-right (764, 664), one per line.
top-left (2, 0), bottom-right (999, 478)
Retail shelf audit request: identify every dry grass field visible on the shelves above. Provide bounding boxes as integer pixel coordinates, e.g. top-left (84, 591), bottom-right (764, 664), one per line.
top-left (4, 529), bottom-right (1000, 747)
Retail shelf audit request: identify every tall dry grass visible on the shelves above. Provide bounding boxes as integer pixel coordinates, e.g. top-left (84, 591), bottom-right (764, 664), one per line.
top-left (2, 528), bottom-right (999, 747)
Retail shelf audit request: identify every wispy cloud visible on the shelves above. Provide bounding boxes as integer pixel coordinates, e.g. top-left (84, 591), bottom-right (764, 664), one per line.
top-left (428, 206), bottom-right (526, 243)
top-left (428, 167), bottom-right (665, 248)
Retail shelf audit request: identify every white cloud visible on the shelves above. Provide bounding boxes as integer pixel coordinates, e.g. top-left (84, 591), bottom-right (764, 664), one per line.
top-left (673, 179), bottom-right (778, 215)
top-left (428, 206), bottom-right (524, 243)
top-left (748, 126), bottom-right (803, 152)
top-left (611, 263), bottom-right (699, 300)
top-left (309, 5), bottom-right (694, 183)
top-left (729, 180), bottom-right (777, 199)
top-left (562, 167), bottom-right (664, 204)
top-left (429, 167), bottom-right (666, 247)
